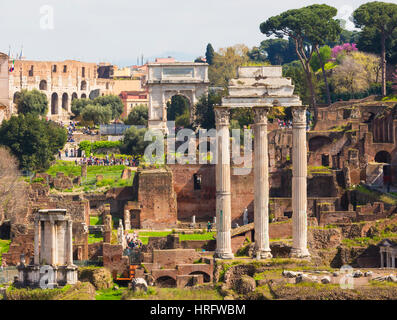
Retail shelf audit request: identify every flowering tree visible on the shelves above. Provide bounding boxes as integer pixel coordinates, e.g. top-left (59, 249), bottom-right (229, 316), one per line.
top-left (331, 43), bottom-right (358, 59)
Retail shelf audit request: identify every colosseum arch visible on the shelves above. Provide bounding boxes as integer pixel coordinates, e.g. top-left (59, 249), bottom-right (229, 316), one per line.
top-left (81, 80), bottom-right (87, 91)
top-left (81, 93), bottom-right (87, 99)
top-left (147, 62), bottom-right (209, 131)
top-left (72, 93), bottom-right (78, 101)
top-left (39, 80), bottom-right (47, 91)
top-left (62, 93), bottom-right (69, 112)
top-left (51, 93), bottom-right (58, 115)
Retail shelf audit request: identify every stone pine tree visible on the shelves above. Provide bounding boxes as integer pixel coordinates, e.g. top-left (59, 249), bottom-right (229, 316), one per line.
top-left (205, 43), bottom-right (215, 65)
top-left (260, 4), bottom-right (341, 117)
top-left (353, 1), bottom-right (397, 97)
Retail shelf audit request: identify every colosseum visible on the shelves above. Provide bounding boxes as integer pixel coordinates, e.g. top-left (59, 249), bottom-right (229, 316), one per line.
top-left (7, 58), bottom-right (114, 120)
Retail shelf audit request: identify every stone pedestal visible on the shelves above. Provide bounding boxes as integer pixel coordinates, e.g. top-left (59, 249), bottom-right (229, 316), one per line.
top-left (214, 107), bottom-right (234, 259)
top-left (253, 107), bottom-right (272, 259)
top-left (124, 209), bottom-right (131, 231)
top-left (290, 106), bottom-right (310, 258)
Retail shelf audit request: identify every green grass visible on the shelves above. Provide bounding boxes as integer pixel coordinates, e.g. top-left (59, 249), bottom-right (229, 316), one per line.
top-left (122, 286), bottom-right (222, 300)
top-left (90, 216), bottom-right (103, 226)
top-left (96, 288), bottom-right (127, 300)
top-left (46, 160), bottom-right (134, 192)
top-left (136, 231), bottom-right (216, 245)
top-left (0, 239), bottom-right (11, 264)
top-left (381, 94), bottom-right (397, 102)
top-left (88, 233), bottom-right (103, 244)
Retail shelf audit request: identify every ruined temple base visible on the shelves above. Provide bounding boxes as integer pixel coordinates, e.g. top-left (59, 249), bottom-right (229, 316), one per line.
top-left (214, 252), bottom-right (235, 260)
top-left (289, 248), bottom-right (311, 260)
top-left (17, 264), bottom-right (78, 288)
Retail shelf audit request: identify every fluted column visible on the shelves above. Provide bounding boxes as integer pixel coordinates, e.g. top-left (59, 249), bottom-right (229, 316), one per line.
top-left (50, 220), bottom-right (57, 265)
top-left (290, 106), bottom-right (310, 258)
top-left (214, 107), bottom-right (234, 259)
top-left (253, 107), bottom-right (272, 259)
top-left (34, 219), bottom-right (40, 265)
top-left (67, 220), bottom-right (73, 265)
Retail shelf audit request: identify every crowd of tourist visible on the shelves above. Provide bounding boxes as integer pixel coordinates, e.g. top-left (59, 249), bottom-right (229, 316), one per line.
top-left (126, 232), bottom-right (142, 249)
top-left (77, 155), bottom-right (140, 167)
top-left (277, 118), bottom-right (313, 131)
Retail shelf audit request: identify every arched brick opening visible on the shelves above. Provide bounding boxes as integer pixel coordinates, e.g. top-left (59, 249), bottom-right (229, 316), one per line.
top-left (155, 276), bottom-right (176, 288)
top-left (81, 80), bottom-right (87, 91)
top-left (81, 93), bottom-right (87, 99)
top-left (51, 93), bottom-right (58, 115)
top-left (39, 80), bottom-right (47, 91)
top-left (13, 91), bottom-right (21, 104)
top-left (375, 151), bottom-right (391, 164)
top-left (189, 271), bottom-right (210, 283)
top-left (72, 92), bottom-right (78, 101)
top-left (62, 93), bottom-right (68, 111)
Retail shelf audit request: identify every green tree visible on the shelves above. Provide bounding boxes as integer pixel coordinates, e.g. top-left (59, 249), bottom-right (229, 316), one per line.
top-left (193, 90), bottom-right (223, 130)
top-left (71, 98), bottom-right (90, 117)
top-left (81, 104), bottom-right (112, 125)
top-left (120, 126), bottom-right (149, 156)
top-left (260, 4), bottom-right (341, 113)
top-left (16, 89), bottom-right (48, 116)
top-left (353, 1), bottom-right (397, 96)
top-left (208, 44), bottom-right (250, 87)
top-left (123, 104), bottom-right (148, 126)
top-left (0, 114), bottom-right (67, 171)
top-left (205, 43), bottom-right (215, 65)
top-left (167, 95), bottom-right (190, 122)
top-left (255, 38), bottom-right (297, 65)
top-left (94, 95), bottom-right (124, 119)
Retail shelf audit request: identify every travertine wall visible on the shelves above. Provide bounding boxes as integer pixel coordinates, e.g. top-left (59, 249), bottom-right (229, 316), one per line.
top-left (8, 59), bottom-right (113, 120)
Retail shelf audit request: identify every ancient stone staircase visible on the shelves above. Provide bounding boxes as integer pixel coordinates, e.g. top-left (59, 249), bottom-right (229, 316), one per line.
top-left (231, 223), bottom-right (254, 237)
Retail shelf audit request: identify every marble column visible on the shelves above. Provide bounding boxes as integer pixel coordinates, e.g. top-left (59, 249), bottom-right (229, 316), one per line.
top-left (34, 219), bottom-right (40, 265)
top-left (214, 107), bottom-right (234, 259)
top-left (290, 106), bottom-right (310, 258)
top-left (67, 220), bottom-right (73, 265)
top-left (253, 107), bottom-right (272, 259)
top-left (50, 220), bottom-right (57, 265)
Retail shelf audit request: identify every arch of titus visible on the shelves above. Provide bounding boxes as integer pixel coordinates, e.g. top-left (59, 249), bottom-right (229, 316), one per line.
top-left (216, 66), bottom-right (310, 259)
top-left (147, 62), bottom-right (209, 131)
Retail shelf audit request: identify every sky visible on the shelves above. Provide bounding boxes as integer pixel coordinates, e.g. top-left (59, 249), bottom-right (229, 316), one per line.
top-left (0, 0), bottom-right (393, 67)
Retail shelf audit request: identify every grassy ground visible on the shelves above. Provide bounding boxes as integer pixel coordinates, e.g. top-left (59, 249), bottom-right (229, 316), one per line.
top-left (95, 287), bottom-right (128, 300)
top-left (135, 231), bottom-right (216, 245)
top-left (88, 233), bottom-right (104, 244)
top-left (90, 216), bottom-right (103, 226)
top-left (0, 239), bottom-right (11, 264)
top-left (122, 285), bottom-right (223, 300)
top-left (46, 160), bottom-right (134, 192)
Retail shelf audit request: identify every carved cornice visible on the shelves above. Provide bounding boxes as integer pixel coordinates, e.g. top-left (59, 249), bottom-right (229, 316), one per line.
top-left (214, 107), bottom-right (230, 126)
top-left (253, 106), bottom-right (270, 124)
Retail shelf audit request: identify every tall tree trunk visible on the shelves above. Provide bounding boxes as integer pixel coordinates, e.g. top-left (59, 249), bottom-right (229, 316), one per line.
top-left (315, 45), bottom-right (331, 105)
top-left (381, 33), bottom-right (387, 97)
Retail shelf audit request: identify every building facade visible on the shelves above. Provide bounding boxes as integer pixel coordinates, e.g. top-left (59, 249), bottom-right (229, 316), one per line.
top-left (8, 59), bottom-right (113, 120)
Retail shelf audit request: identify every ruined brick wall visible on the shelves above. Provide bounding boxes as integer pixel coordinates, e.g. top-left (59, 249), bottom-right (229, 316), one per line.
top-left (135, 168), bottom-right (177, 229)
top-left (152, 249), bottom-right (201, 269)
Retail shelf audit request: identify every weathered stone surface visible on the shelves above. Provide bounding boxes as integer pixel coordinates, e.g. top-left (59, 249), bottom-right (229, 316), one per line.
top-left (321, 276), bottom-right (331, 284)
top-left (234, 275), bottom-right (256, 295)
top-left (129, 278), bottom-right (148, 292)
top-left (308, 228), bottom-right (342, 250)
top-left (78, 267), bottom-right (113, 290)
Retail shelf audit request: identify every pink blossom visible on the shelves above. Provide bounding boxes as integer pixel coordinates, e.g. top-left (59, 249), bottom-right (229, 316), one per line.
top-left (331, 43), bottom-right (358, 59)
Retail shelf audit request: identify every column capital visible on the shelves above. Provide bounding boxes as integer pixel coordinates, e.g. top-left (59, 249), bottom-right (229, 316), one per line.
top-left (291, 105), bottom-right (307, 125)
top-left (253, 106), bottom-right (270, 125)
top-left (214, 106), bottom-right (230, 126)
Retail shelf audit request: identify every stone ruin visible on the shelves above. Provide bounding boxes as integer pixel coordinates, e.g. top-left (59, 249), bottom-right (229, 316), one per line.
top-left (17, 209), bottom-right (78, 288)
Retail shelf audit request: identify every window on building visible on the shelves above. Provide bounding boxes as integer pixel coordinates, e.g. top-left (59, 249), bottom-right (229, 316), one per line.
top-left (63, 65), bottom-right (67, 73)
top-left (53, 65), bottom-right (57, 72)
top-left (28, 66), bottom-right (34, 77)
top-left (193, 174), bottom-right (202, 190)
top-left (82, 67), bottom-right (85, 77)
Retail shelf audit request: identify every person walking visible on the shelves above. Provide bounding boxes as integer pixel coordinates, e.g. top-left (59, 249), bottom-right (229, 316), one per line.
top-left (207, 221), bottom-right (212, 232)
